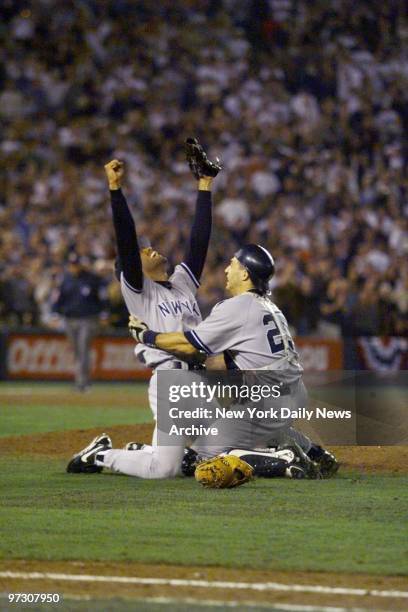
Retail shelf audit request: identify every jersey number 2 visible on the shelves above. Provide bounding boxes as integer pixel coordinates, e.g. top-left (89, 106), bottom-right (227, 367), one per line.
top-left (263, 314), bottom-right (294, 354)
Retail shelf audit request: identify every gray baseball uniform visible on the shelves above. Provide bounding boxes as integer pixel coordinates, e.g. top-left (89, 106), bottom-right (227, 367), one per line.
top-left (98, 291), bottom-right (312, 477)
top-left (185, 291), bottom-right (302, 378)
top-left (121, 265), bottom-right (202, 443)
top-left (120, 264), bottom-right (201, 370)
top-left (184, 291), bottom-right (308, 456)
top-left (110, 187), bottom-right (212, 433)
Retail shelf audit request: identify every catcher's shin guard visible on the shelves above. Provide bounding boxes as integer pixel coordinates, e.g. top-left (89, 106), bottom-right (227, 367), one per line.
top-left (228, 446), bottom-right (320, 479)
top-left (227, 449), bottom-right (288, 478)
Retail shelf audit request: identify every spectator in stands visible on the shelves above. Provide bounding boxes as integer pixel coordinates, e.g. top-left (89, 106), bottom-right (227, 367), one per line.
top-left (0, 1), bottom-right (406, 338)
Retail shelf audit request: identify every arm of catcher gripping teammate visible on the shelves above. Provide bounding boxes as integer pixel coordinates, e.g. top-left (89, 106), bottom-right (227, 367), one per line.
top-left (183, 178), bottom-right (213, 282)
top-left (110, 189), bottom-right (143, 291)
top-left (154, 331), bottom-right (198, 357)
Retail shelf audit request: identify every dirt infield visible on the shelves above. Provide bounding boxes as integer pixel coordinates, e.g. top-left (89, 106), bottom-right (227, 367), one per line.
top-left (1, 560), bottom-right (408, 610)
top-left (0, 424), bottom-right (154, 458)
top-left (1, 421), bottom-right (407, 609)
top-left (0, 423), bottom-right (407, 473)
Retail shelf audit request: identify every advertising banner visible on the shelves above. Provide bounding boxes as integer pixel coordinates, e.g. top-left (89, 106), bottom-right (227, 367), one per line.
top-left (6, 333), bottom-right (149, 381)
top-left (295, 338), bottom-right (343, 370)
top-left (5, 332), bottom-right (406, 380)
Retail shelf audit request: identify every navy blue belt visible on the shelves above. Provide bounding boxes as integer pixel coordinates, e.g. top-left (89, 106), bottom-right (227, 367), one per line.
top-left (151, 359), bottom-right (204, 371)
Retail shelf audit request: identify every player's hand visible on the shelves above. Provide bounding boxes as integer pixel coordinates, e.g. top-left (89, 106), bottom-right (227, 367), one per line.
top-left (104, 159), bottom-right (124, 190)
top-left (128, 315), bottom-right (149, 343)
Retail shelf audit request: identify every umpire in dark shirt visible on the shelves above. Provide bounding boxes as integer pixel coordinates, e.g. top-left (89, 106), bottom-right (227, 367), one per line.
top-left (53, 254), bottom-right (107, 391)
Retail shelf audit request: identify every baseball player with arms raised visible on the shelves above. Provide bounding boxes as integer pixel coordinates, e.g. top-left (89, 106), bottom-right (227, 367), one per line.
top-left (67, 244), bottom-right (338, 479)
top-left (103, 140), bottom-right (221, 444)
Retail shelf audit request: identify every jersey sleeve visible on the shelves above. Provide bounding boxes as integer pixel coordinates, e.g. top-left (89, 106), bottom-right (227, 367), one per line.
top-left (183, 190), bottom-right (212, 282)
top-left (110, 189), bottom-right (143, 291)
top-left (120, 272), bottom-right (155, 316)
top-left (184, 298), bottom-right (244, 355)
top-left (170, 263), bottom-right (200, 296)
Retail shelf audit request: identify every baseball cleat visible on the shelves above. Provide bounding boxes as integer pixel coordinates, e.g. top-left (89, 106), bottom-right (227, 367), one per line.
top-left (66, 433), bottom-right (112, 474)
top-left (181, 447), bottom-right (200, 477)
top-left (123, 441), bottom-right (146, 451)
top-left (317, 449), bottom-right (340, 478)
top-left (278, 443), bottom-right (322, 479)
top-left (286, 465), bottom-right (307, 479)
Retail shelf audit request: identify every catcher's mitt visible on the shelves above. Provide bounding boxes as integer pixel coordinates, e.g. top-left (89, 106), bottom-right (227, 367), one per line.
top-left (195, 455), bottom-right (254, 489)
top-left (185, 137), bottom-right (222, 179)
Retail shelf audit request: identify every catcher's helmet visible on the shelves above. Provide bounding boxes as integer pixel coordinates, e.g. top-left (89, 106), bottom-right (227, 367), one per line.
top-left (235, 244), bottom-right (275, 293)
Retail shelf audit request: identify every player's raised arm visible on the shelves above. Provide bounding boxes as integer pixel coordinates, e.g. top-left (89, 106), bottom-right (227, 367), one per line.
top-left (182, 139), bottom-right (222, 283)
top-left (105, 160), bottom-right (143, 291)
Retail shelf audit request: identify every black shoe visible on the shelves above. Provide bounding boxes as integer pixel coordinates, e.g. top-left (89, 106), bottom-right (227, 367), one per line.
top-left (181, 447), bottom-right (199, 477)
top-left (185, 138), bottom-right (222, 179)
top-left (66, 434), bottom-right (112, 473)
top-left (286, 465), bottom-right (307, 479)
top-left (277, 443), bottom-right (322, 479)
top-left (317, 449), bottom-right (340, 478)
top-left (308, 445), bottom-right (339, 478)
top-left (75, 383), bottom-right (90, 393)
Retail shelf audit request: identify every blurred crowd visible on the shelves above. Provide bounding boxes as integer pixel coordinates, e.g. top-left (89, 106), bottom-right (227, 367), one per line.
top-left (0, 0), bottom-right (407, 337)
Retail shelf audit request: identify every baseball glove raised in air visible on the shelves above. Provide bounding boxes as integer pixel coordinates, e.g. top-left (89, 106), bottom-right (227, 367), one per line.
top-left (195, 454), bottom-right (254, 489)
top-left (185, 137), bottom-right (222, 179)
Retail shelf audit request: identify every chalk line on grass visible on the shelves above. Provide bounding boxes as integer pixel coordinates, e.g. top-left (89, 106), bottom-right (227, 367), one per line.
top-left (0, 572), bottom-right (407, 600)
top-left (56, 594), bottom-right (395, 611)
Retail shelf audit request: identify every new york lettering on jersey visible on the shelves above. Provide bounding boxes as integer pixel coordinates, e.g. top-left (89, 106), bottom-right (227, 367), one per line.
top-left (121, 264), bottom-right (202, 367)
top-left (157, 299), bottom-right (200, 318)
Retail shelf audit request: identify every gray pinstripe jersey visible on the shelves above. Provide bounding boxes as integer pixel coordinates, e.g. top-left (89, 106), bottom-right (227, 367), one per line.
top-left (121, 263), bottom-right (202, 367)
top-left (187, 292), bottom-right (303, 381)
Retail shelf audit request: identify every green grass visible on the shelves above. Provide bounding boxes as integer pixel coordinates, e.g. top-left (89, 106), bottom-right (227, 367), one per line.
top-left (0, 383), bottom-right (407, 577)
top-left (0, 456), bottom-right (407, 575)
top-left (0, 383), bottom-right (150, 436)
